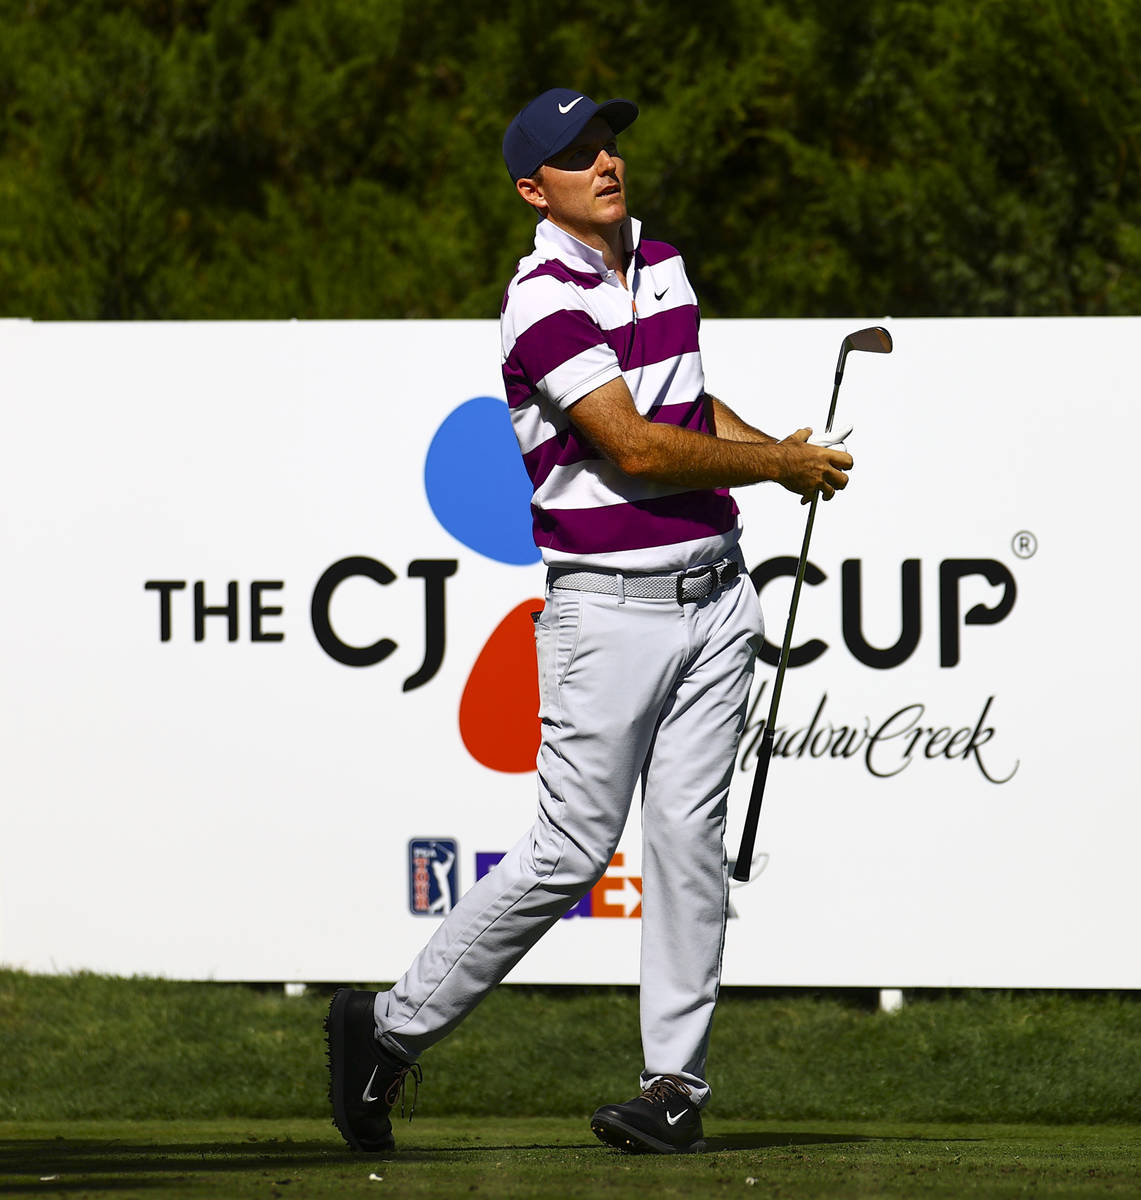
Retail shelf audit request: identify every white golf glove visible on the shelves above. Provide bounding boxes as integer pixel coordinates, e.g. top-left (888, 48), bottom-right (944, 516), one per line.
top-left (809, 425), bottom-right (853, 454)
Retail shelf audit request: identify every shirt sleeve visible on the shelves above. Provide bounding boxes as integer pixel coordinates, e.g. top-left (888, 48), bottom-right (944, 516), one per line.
top-left (502, 285), bottom-right (623, 413)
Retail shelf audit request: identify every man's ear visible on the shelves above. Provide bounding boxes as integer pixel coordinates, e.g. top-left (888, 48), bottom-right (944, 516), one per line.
top-left (516, 174), bottom-right (548, 216)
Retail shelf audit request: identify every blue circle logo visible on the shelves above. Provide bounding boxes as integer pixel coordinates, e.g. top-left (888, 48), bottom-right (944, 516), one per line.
top-left (423, 396), bottom-right (541, 566)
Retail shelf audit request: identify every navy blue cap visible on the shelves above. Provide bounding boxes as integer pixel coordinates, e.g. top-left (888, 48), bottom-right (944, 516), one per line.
top-left (502, 88), bottom-right (638, 181)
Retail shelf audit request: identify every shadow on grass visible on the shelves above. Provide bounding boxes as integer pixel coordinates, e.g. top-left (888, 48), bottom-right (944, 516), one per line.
top-left (0, 1139), bottom-right (339, 1192)
top-left (1, 1127), bottom-right (986, 1189)
top-left (706, 1130), bottom-right (870, 1151)
top-left (702, 1130), bottom-right (979, 1152)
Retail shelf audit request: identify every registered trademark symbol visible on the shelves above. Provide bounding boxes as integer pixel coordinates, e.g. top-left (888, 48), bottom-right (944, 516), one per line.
top-left (1012, 530), bottom-right (1038, 559)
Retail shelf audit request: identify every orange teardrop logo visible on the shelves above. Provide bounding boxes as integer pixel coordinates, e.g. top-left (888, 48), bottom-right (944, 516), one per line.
top-left (459, 598), bottom-right (543, 773)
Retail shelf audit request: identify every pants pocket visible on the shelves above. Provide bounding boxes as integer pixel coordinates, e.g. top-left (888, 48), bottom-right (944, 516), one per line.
top-left (534, 593), bottom-right (582, 718)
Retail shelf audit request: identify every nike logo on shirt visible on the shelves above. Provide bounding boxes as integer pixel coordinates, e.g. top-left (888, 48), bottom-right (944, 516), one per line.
top-left (654, 287), bottom-right (670, 301)
top-left (558, 97), bottom-right (585, 114)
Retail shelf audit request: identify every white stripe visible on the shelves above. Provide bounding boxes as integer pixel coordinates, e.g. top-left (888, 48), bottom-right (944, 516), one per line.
top-left (626, 353), bottom-right (705, 417)
top-left (541, 532), bottom-right (740, 574)
top-left (501, 273), bottom-right (596, 351)
top-left (509, 403), bottom-right (566, 457)
top-left (533, 459), bottom-right (695, 513)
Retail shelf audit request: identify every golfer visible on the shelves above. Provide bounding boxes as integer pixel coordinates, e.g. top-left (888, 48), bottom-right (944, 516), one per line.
top-left (326, 87), bottom-right (853, 1156)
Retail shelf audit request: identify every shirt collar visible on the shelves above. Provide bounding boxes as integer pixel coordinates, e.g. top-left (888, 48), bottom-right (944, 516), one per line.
top-left (534, 216), bottom-right (642, 279)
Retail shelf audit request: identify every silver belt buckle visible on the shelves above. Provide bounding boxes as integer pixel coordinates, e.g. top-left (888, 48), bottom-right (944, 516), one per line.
top-left (677, 563), bottom-right (715, 604)
top-left (676, 558), bottom-right (738, 604)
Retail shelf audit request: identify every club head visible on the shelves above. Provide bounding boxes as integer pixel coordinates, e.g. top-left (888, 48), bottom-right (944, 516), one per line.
top-left (845, 326), bottom-right (893, 355)
top-left (834, 325), bottom-right (893, 387)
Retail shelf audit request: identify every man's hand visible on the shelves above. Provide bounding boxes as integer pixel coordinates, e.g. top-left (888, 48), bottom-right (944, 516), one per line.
top-left (776, 427), bottom-right (854, 504)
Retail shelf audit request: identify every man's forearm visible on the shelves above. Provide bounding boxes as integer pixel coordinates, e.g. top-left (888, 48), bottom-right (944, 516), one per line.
top-left (621, 420), bottom-right (792, 488)
top-left (567, 375), bottom-right (849, 498)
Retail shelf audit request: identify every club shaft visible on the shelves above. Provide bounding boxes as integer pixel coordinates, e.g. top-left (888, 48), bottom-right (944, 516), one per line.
top-left (824, 373), bottom-right (843, 434)
top-left (732, 375), bottom-right (841, 882)
top-left (764, 494), bottom-right (818, 725)
top-left (764, 375), bottom-right (838, 724)
top-left (732, 493), bottom-right (818, 881)
top-left (732, 726), bottom-right (773, 881)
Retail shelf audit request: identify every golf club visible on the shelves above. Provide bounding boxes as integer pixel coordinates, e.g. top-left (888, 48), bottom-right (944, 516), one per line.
top-left (732, 326), bottom-right (893, 883)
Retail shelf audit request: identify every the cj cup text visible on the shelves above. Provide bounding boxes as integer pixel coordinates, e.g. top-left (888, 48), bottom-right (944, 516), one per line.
top-left (145, 553), bottom-right (1019, 684)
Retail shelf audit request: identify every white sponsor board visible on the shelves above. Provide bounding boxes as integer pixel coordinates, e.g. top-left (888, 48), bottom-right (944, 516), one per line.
top-left (0, 317), bottom-right (1136, 986)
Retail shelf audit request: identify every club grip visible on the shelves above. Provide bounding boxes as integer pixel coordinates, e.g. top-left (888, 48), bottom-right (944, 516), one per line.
top-left (733, 726), bottom-right (774, 882)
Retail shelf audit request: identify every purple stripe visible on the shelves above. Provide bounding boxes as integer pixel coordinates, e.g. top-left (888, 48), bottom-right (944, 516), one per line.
top-left (504, 309), bottom-right (610, 408)
top-left (604, 304), bottom-right (699, 370)
top-left (652, 396), bottom-right (710, 432)
top-left (638, 240), bottom-right (680, 268)
top-left (522, 396), bottom-right (709, 491)
top-left (503, 367), bottom-right (535, 410)
top-left (533, 490), bottom-right (739, 555)
top-left (509, 303), bottom-right (698, 401)
top-left (522, 424), bottom-right (598, 488)
top-left (520, 259), bottom-right (606, 290)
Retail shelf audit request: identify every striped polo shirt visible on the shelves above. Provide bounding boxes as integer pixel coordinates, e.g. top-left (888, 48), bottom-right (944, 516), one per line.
top-left (500, 217), bottom-right (741, 572)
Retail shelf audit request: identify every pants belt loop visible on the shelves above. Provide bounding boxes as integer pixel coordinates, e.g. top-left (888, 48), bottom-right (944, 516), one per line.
top-left (616, 571), bottom-right (625, 605)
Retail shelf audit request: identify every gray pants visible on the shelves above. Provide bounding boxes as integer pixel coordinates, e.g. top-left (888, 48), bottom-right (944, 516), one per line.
top-left (374, 563), bottom-right (763, 1106)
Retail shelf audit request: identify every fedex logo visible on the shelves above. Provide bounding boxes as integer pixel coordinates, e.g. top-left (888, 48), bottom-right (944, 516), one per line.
top-left (475, 851), bottom-right (643, 919)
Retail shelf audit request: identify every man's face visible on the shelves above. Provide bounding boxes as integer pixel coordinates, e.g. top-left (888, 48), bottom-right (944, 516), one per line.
top-left (519, 116), bottom-right (627, 239)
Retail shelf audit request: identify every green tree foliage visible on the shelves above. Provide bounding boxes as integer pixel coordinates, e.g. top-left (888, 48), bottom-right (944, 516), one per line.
top-left (1, 0), bottom-right (1138, 319)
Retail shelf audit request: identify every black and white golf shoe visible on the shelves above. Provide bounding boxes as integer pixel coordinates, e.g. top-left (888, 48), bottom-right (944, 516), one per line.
top-left (591, 1074), bottom-right (706, 1154)
top-left (325, 988), bottom-right (421, 1153)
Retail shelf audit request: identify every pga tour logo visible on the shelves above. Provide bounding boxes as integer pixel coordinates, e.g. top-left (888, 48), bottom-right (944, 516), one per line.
top-left (408, 839), bottom-right (459, 916)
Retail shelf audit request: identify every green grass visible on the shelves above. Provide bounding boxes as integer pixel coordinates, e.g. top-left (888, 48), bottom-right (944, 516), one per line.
top-left (3, 1118), bottom-right (1140, 1199)
top-left (4, 972), bottom-right (1141, 1197)
top-left (3, 970), bottom-right (1140, 1125)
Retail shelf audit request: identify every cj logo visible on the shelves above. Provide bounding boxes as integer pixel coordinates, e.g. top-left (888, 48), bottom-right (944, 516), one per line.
top-left (144, 395), bottom-right (545, 768)
top-left (423, 396), bottom-right (547, 773)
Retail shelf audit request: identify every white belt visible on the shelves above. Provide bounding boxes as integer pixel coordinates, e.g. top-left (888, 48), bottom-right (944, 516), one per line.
top-left (548, 555), bottom-right (742, 605)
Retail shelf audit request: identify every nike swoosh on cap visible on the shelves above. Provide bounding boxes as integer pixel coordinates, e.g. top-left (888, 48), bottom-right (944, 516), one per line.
top-left (558, 96), bottom-right (585, 114)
